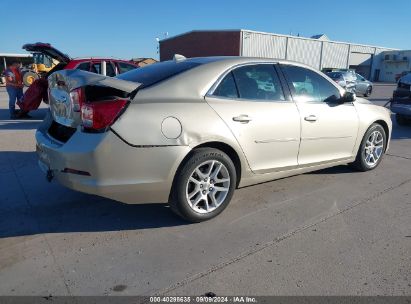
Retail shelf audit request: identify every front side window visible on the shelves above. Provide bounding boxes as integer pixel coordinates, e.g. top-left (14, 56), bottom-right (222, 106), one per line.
top-left (282, 65), bottom-right (341, 103)
top-left (356, 73), bottom-right (365, 81)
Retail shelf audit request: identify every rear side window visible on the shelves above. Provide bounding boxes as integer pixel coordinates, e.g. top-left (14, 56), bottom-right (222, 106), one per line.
top-left (76, 62), bottom-right (91, 71)
top-left (91, 62), bottom-right (101, 74)
top-left (118, 62), bottom-right (137, 74)
top-left (232, 65), bottom-right (284, 101)
top-left (106, 61), bottom-right (116, 77)
top-left (282, 65), bottom-right (341, 103)
top-left (212, 64), bottom-right (285, 101)
top-left (327, 72), bottom-right (342, 80)
top-left (213, 72), bottom-right (238, 98)
top-left (116, 61), bottom-right (202, 87)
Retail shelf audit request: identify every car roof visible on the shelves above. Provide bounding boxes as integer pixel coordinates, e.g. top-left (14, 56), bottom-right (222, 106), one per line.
top-left (69, 58), bottom-right (137, 64)
top-left (166, 56), bottom-right (324, 71)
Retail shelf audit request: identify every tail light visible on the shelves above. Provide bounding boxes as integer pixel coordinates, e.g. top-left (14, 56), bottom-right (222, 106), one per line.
top-left (70, 88), bottom-right (84, 112)
top-left (81, 98), bottom-right (128, 131)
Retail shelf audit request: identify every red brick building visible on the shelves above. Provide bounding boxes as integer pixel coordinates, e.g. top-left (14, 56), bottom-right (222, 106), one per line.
top-left (159, 30), bottom-right (241, 61)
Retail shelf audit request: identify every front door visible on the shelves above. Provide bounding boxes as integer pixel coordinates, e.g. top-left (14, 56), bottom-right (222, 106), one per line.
top-left (205, 64), bottom-right (301, 173)
top-left (280, 64), bottom-right (360, 165)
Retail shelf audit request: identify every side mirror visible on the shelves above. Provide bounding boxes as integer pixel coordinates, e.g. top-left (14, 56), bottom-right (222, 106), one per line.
top-left (340, 91), bottom-right (356, 103)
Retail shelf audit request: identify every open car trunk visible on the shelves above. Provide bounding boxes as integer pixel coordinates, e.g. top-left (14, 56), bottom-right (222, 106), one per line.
top-left (22, 42), bottom-right (71, 64)
top-left (48, 70), bottom-right (141, 129)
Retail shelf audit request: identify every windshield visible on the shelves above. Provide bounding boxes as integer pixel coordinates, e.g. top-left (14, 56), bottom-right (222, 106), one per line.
top-left (116, 60), bottom-right (202, 87)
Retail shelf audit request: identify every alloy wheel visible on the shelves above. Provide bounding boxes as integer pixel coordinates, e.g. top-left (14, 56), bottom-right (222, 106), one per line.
top-left (185, 160), bottom-right (230, 213)
top-left (364, 130), bottom-right (384, 167)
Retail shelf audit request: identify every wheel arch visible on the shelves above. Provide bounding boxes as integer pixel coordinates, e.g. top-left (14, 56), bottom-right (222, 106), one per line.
top-left (373, 119), bottom-right (390, 151)
top-left (169, 141), bottom-right (243, 204)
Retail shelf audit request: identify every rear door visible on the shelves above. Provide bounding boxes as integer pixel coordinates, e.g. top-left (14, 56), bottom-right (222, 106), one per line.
top-left (280, 64), bottom-right (359, 165)
top-left (355, 73), bottom-right (367, 95)
top-left (205, 63), bottom-right (301, 173)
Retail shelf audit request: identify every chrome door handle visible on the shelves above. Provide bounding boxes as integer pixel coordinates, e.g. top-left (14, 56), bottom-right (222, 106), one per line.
top-left (304, 115), bottom-right (318, 122)
top-left (233, 115), bottom-right (252, 123)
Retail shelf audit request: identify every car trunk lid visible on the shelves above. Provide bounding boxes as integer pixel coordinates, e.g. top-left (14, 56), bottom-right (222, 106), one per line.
top-left (22, 42), bottom-right (71, 63)
top-left (48, 69), bottom-right (141, 128)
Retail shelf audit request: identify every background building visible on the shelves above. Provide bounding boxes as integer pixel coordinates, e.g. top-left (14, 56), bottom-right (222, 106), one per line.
top-left (131, 57), bottom-right (157, 67)
top-left (0, 53), bottom-right (33, 72)
top-left (378, 50), bottom-right (411, 82)
top-left (160, 29), bottom-right (396, 81)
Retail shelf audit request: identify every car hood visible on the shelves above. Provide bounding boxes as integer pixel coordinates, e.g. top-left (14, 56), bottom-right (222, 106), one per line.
top-left (355, 97), bottom-right (373, 105)
top-left (22, 42), bottom-right (71, 63)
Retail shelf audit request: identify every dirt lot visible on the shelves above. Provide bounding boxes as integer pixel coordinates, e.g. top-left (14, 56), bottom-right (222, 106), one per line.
top-left (0, 84), bottom-right (410, 296)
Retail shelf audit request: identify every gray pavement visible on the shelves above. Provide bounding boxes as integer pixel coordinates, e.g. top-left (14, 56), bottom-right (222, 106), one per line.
top-left (0, 84), bottom-right (410, 296)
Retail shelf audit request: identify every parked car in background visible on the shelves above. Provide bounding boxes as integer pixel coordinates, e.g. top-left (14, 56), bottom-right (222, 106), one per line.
top-left (395, 71), bottom-right (410, 83)
top-left (354, 73), bottom-right (373, 97)
top-left (23, 43), bottom-right (139, 78)
top-left (20, 42), bottom-right (139, 110)
top-left (326, 71), bottom-right (372, 97)
top-left (326, 70), bottom-right (357, 93)
top-left (36, 56), bottom-right (391, 222)
top-left (391, 73), bottom-right (411, 126)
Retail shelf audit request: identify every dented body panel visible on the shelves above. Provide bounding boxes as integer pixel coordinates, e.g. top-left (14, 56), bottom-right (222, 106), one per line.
top-left (36, 56), bottom-right (392, 205)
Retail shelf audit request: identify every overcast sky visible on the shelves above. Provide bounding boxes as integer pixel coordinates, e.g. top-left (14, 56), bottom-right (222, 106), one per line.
top-left (2, 0), bottom-right (410, 60)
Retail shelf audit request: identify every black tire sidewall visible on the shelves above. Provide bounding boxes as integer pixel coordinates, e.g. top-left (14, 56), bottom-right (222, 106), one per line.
top-left (357, 124), bottom-right (386, 171)
top-left (364, 86), bottom-right (372, 97)
top-left (171, 148), bottom-right (237, 222)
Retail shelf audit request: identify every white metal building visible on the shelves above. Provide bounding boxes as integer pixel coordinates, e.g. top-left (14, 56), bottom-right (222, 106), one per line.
top-left (160, 29), bottom-right (396, 81)
top-left (378, 50), bottom-right (411, 82)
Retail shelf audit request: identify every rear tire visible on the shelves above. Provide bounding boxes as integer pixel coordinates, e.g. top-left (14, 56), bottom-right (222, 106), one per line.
top-left (351, 123), bottom-right (386, 172)
top-left (23, 71), bottom-right (39, 87)
top-left (169, 148), bottom-right (236, 222)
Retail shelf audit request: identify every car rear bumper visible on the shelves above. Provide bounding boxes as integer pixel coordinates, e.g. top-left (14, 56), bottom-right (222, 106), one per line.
top-left (35, 115), bottom-right (190, 204)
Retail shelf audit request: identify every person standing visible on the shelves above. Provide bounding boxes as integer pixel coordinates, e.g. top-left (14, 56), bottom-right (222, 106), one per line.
top-left (5, 61), bottom-right (24, 119)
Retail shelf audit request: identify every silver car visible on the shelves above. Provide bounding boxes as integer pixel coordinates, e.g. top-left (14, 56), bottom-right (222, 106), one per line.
top-left (36, 56), bottom-right (392, 222)
top-left (326, 71), bottom-right (373, 97)
top-left (355, 73), bottom-right (373, 97)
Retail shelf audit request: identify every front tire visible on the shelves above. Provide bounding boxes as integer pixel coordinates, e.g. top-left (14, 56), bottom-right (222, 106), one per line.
top-left (170, 148), bottom-right (237, 222)
top-left (352, 123), bottom-right (386, 171)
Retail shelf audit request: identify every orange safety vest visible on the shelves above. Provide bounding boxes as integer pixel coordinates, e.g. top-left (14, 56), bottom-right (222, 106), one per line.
top-left (5, 67), bottom-right (24, 88)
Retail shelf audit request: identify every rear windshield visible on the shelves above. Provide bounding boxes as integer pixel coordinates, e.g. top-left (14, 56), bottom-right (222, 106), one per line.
top-left (326, 72), bottom-right (342, 79)
top-left (116, 60), bottom-right (202, 87)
